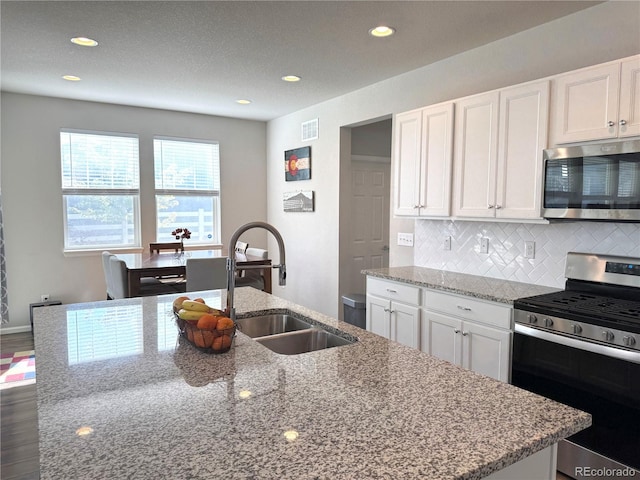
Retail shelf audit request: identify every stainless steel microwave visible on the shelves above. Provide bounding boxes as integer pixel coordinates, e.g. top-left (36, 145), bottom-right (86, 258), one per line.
top-left (543, 139), bottom-right (640, 221)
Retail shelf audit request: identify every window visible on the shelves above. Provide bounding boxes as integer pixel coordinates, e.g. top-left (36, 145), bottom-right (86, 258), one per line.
top-left (154, 137), bottom-right (221, 244)
top-left (61, 130), bottom-right (140, 250)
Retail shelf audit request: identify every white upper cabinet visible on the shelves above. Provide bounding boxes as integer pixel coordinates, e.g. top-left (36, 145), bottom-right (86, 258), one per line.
top-left (393, 103), bottom-right (454, 217)
top-left (495, 81), bottom-right (550, 219)
top-left (619, 57), bottom-right (640, 138)
top-left (550, 55), bottom-right (640, 144)
top-left (452, 92), bottom-right (499, 218)
top-left (452, 81), bottom-right (549, 219)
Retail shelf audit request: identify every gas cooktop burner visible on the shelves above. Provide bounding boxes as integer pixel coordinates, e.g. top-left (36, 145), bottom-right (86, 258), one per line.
top-left (515, 252), bottom-right (640, 347)
top-left (521, 291), bottom-right (640, 321)
top-left (515, 290), bottom-right (640, 332)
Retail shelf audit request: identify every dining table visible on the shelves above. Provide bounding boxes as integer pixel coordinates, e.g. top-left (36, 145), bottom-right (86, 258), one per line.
top-left (118, 250), bottom-right (272, 297)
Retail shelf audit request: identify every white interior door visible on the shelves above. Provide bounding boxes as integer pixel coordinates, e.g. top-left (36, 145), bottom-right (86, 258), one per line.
top-left (348, 160), bottom-right (390, 295)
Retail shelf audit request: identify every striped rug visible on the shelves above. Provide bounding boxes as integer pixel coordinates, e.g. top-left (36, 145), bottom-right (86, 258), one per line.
top-left (0, 350), bottom-right (36, 389)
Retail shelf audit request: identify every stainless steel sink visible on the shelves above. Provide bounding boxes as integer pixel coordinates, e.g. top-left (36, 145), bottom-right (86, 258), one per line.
top-left (255, 329), bottom-right (354, 355)
top-left (236, 314), bottom-right (313, 338)
top-left (236, 312), bottom-right (356, 354)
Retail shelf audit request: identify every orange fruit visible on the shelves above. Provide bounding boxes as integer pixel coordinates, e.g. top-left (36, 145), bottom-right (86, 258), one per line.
top-left (186, 326), bottom-right (194, 342)
top-left (212, 334), bottom-right (232, 350)
top-left (197, 313), bottom-right (219, 330)
top-left (216, 316), bottom-right (234, 331)
top-left (193, 329), bottom-right (213, 348)
top-left (193, 298), bottom-right (205, 303)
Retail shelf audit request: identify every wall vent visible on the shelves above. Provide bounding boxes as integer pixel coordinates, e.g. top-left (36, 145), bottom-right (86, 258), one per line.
top-left (301, 118), bottom-right (319, 142)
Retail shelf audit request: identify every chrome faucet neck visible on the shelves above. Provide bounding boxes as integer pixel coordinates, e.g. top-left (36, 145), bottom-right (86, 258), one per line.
top-left (227, 222), bottom-right (286, 321)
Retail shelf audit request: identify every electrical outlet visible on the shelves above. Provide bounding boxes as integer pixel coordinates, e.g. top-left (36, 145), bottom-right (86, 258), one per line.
top-left (397, 233), bottom-right (414, 247)
top-left (480, 237), bottom-right (489, 254)
top-left (443, 236), bottom-right (451, 251)
top-left (41, 294), bottom-right (50, 302)
top-left (524, 241), bottom-right (536, 259)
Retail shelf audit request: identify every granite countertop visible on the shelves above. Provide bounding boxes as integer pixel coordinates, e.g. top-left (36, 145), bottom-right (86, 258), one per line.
top-left (33, 288), bottom-right (589, 480)
top-left (362, 266), bottom-right (561, 304)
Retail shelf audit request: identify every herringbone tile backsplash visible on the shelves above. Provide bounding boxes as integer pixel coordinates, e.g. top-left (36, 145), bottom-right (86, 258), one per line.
top-left (414, 220), bottom-right (640, 288)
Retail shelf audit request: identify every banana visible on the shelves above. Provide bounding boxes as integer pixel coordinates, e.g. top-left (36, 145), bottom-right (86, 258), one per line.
top-left (177, 309), bottom-right (208, 321)
top-left (181, 300), bottom-right (210, 312)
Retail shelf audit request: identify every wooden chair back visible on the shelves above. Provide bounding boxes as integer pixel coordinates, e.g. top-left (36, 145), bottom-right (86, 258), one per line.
top-left (150, 242), bottom-right (184, 254)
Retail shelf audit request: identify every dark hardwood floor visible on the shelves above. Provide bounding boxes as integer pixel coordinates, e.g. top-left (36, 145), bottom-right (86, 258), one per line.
top-left (1, 332), bottom-right (39, 480)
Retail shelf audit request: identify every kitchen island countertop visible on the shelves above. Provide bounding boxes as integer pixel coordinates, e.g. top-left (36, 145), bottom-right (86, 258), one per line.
top-left (362, 266), bottom-right (561, 304)
top-left (34, 288), bottom-right (589, 479)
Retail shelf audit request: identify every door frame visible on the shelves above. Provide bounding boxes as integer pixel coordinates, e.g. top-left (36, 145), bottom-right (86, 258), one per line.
top-left (338, 117), bottom-right (392, 320)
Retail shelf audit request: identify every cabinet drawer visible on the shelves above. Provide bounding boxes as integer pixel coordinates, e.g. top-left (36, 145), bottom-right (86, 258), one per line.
top-left (423, 289), bottom-right (511, 330)
top-left (367, 277), bottom-right (421, 306)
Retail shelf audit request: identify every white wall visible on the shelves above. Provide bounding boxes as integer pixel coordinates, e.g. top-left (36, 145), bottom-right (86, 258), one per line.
top-left (265, 1), bottom-right (640, 318)
top-left (1, 93), bottom-right (267, 332)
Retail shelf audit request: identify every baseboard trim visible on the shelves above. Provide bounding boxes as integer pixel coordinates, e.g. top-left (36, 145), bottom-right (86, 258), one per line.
top-left (0, 325), bottom-right (32, 335)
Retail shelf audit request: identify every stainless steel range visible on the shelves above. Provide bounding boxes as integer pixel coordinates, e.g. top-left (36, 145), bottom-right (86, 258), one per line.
top-left (512, 252), bottom-right (640, 479)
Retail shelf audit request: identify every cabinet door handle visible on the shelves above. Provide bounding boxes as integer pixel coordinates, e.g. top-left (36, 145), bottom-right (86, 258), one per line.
top-left (462, 331), bottom-right (469, 336)
top-left (620, 119), bottom-right (627, 126)
top-left (386, 288), bottom-right (397, 294)
top-left (495, 205), bottom-right (502, 209)
top-left (454, 329), bottom-right (461, 334)
top-left (608, 121), bottom-right (615, 127)
top-left (487, 204), bottom-right (495, 209)
top-left (457, 305), bottom-right (472, 312)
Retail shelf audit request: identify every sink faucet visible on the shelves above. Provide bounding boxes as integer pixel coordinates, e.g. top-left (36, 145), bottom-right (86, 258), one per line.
top-left (226, 222), bottom-right (286, 320)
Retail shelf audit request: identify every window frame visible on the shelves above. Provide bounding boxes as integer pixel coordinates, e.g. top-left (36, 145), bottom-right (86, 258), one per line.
top-left (60, 129), bottom-right (141, 252)
top-left (153, 136), bottom-right (222, 245)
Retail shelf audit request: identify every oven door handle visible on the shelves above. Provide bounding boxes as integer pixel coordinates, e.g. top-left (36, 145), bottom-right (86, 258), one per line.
top-left (515, 324), bottom-right (640, 365)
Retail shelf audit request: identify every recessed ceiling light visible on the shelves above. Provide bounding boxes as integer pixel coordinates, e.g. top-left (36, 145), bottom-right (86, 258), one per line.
top-left (71, 37), bottom-right (98, 47)
top-left (281, 75), bottom-right (301, 82)
top-left (62, 75), bottom-right (82, 81)
top-left (368, 26), bottom-right (395, 38)
top-left (236, 99), bottom-right (252, 105)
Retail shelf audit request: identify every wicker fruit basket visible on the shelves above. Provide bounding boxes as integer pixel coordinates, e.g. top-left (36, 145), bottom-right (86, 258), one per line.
top-left (175, 316), bottom-right (236, 354)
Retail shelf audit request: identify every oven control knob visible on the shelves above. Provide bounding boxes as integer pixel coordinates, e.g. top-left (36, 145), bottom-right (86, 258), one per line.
top-left (526, 314), bottom-right (538, 324)
top-left (602, 330), bottom-right (615, 342)
top-left (622, 336), bottom-right (636, 347)
top-left (571, 324), bottom-right (582, 334)
top-left (543, 317), bottom-right (554, 328)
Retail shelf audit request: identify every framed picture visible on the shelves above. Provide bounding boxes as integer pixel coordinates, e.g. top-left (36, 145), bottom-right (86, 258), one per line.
top-left (285, 146), bottom-right (311, 181)
top-left (283, 191), bottom-right (314, 212)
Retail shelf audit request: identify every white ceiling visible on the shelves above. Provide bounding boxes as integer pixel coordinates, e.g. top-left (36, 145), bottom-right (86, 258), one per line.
top-left (1, 1), bottom-right (602, 121)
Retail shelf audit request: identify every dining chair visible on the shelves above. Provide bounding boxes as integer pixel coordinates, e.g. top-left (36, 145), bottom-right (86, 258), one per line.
top-left (150, 242), bottom-right (184, 254)
top-left (236, 248), bottom-right (268, 291)
top-left (186, 257), bottom-right (228, 291)
top-left (245, 247), bottom-right (268, 259)
top-left (109, 256), bottom-right (130, 299)
top-left (234, 241), bottom-right (249, 254)
top-left (102, 251), bottom-right (115, 300)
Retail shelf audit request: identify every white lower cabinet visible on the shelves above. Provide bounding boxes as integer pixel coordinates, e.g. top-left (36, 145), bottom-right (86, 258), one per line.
top-left (366, 277), bottom-right (513, 381)
top-left (366, 278), bottom-right (420, 349)
top-left (421, 289), bottom-right (512, 382)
